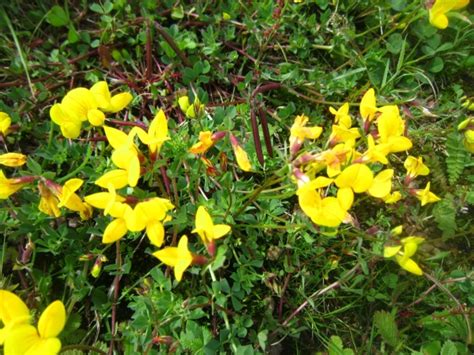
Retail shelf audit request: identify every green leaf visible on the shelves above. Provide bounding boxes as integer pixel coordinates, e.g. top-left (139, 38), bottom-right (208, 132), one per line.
top-left (46, 6), bottom-right (70, 27)
top-left (387, 33), bottom-right (404, 54)
top-left (440, 340), bottom-right (458, 355)
top-left (373, 310), bottom-right (399, 347)
top-left (328, 335), bottom-right (354, 355)
top-left (433, 194), bottom-right (457, 239)
top-left (67, 25), bottom-right (80, 44)
top-left (429, 57), bottom-right (444, 73)
top-left (446, 132), bottom-right (468, 185)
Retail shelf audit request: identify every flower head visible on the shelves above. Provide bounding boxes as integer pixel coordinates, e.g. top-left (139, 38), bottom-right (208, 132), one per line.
top-left (153, 236), bottom-right (194, 282)
top-left (0, 153), bottom-right (27, 167)
top-left (414, 182), bottom-right (441, 206)
top-left (429, 0), bottom-right (470, 29)
top-left (384, 236), bottom-right (425, 275)
top-left (192, 206), bottom-right (230, 254)
top-left (404, 156), bottom-right (430, 179)
top-left (90, 81), bottom-right (133, 113)
top-left (230, 134), bottom-right (252, 172)
top-left (360, 88), bottom-right (377, 124)
top-left (329, 103), bottom-right (352, 128)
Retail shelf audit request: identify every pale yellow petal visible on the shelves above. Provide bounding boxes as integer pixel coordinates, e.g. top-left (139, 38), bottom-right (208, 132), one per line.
top-left (37, 300), bottom-right (66, 338)
top-left (103, 218), bottom-right (128, 243)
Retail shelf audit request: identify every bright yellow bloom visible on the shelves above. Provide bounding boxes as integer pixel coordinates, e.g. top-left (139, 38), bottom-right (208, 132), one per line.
top-left (376, 105), bottom-right (412, 153)
top-left (1, 290), bottom-right (66, 355)
top-left (361, 135), bottom-right (390, 164)
top-left (458, 117), bottom-right (474, 153)
top-left (89, 81), bottom-right (133, 113)
top-left (404, 156), bottom-right (430, 178)
top-left (230, 135), bottom-right (252, 172)
top-left (429, 0), bottom-right (470, 29)
top-left (289, 114), bottom-right (323, 148)
top-left (178, 96), bottom-right (204, 118)
top-left (335, 163), bottom-right (374, 193)
top-left (125, 198), bottom-right (174, 247)
top-left (153, 235), bottom-right (194, 282)
top-left (136, 110), bottom-right (170, 156)
top-left (313, 144), bottom-right (352, 177)
top-left (360, 88), bottom-right (377, 123)
top-left (297, 180), bottom-right (347, 227)
top-left (368, 169), bottom-right (394, 198)
top-left (102, 126), bottom-right (142, 187)
top-left (0, 153), bottom-right (27, 167)
top-left (192, 206), bottom-right (231, 246)
top-left (0, 112), bottom-right (11, 136)
top-left (415, 182), bottom-right (441, 206)
top-left (328, 124), bottom-right (360, 147)
top-left (0, 290), bottom-right (31, 345)
top-left (384, 236), bottom-right (425, 275)
top-left (383, 191), bottom-right (402, 204)
top-left (0, 171), bottom-right (33, 199)
top-left (39, 179), bottom-right (92, 220)
top-left (329, 103), bottom-right (352, 128)
top-left (189, 131), bottom-right (214, 154)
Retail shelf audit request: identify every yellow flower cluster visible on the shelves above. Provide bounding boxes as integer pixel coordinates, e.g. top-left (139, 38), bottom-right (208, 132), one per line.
top-left (50, 81), bottom-right (132, 138)
top-left (0, 290), bottom-right (66, 355)
top-left (384, 226), bottom-right (425, 275)
top-left (290, 88), bottom-right (440, 228)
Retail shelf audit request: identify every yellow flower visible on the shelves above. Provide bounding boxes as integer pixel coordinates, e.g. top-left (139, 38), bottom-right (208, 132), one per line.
top-left (383, 191), bottom-right (402, 204)
top-left (230, 134), bottom-right (252, 172)
top-left (289, 114), bottom-right (323, 149)
top-left (0, 153), bottom-right (27, 167)
top-left (192, 206), bottom-right (230, 252)
top-left (189, 131), bottom-right (214, 154)
top-left (429, 0), bottom-right (470, 29)
top-left (404, 156), bottom-right (430, 178)
top-left (360, 88), bottom-right (377, 123)
top-left (313, 144), bottom-right (352, 178)
top-left (329, 103), bottom-right (352, 128)
top-left (0, 112), bottom-right (11, 136)
top-left (458, 117), bottom-right (474, 153)
top-left (297, 180), bottom-right (347, 228)
top-left (135, 109), bottom-right (170, 157)
top-left (376, 105), bottom-right (412, 153)
top-left (368, 169), bottom-right (394, 198)
top-left (328, 124), bottom-right (360, 147)
top-left (335, 163), bottom-right (374, 193)
top-left (0, 290), bottom-right (31, 345)
top-left (384, 236), bottom-right (425, 275)
top-left (0, 171), bottom-right (34, 199)
top-left (361, 135), bottom-right (390, 164)
top-left (153, 236), bottom-right (194, 282)
top-left (1, 290), bottom-right (66, 355)
top-left (101, 126), bottom-right (142, 188)
top-left (89, 81), bottom-right (133, 113)
top-left (415, 182), bottom-right (441, 206)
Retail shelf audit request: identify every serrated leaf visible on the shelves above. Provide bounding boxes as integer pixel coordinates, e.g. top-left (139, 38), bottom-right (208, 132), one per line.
top-left (328, 335), bottom-right (354, 355)
top-left (440, 340), bottom-right (458, 355)
top-left (373, 310), bottom-right (399, 347)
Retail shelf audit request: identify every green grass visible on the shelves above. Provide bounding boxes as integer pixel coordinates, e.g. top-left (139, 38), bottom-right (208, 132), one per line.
top-left (0, 1), bottom-right (473, 354)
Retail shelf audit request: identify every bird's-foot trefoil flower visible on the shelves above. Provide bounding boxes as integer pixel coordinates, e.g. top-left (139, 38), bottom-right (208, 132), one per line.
top-left (1, 290), bottom-right (67, 355)
top-left (192, 206), bottom-right (231, 256)
top-left (428, 0), bottom-right (470, 29)
top-left (230, 134), bottom-right (252, 172)
top-left (178, 95), bottom-right (205, 118)
top-left (0, 153), bottom-right (27, 167)
top-left (0, 171), bottom-right (35, 199)
top-left (329, 103), bottom-right (352, 128)
top-left (360, 88), bottom-right (377, 129)
top-left (384, 236), bottom-right (425, 275)
top-left (89, 81), bottom-right (133, 113)
top-left (289, 114), bottom-right (323, 155)
top-left (153, 236), bottom-right (206, 282)
top-left (413, 182), bottom-right (441, 206)
top-left (404, 156), bottom-right (430, 181)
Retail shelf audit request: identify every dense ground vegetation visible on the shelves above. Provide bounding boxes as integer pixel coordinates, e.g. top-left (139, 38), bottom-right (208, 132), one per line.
top-left (0, 1), bottom-right (473, 354)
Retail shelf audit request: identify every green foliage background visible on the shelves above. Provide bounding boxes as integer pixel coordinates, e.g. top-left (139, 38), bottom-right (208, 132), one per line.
top-left (0, 0), bottom-right (473, 353)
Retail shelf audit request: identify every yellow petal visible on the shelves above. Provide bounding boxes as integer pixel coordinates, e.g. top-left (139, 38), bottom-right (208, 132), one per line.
top-left (87, 109), bottom-right (105, 126)
top-left (0, 290), bottom-right (30, 330)
top-left (4, 324), bottom-right (39, 354)
top-left (384, 245), bottom-right (402, 258)
top-left (0, 153), bottom-right (27, 167)
top-left (146, 221), bottom-right (165, 247)
top-left (25, 337), bottom-right (62, 355)
top-left (84, 192), bottom-right (123, 209)
top-left (337, 187), bottom-right (354, 211)
top-left (178, 96), bottom-right (190, 112)
top-left (0, 112), bottom-right (11, 135)
top-left (153, 247), bottom-right (179, 267)
top-left (60, 121), bottom-right (82, 139)
top-left (233, 145), bottom-right (252, 172)
top-left (127, 155), bottom-right (140, 187)
top-left (213, 224), bottom-right (231, 239)
top-left (335, 164), bottom-right (374, 193)
top-left (95, 169), bottom-right (129, 189)
top-left (103, 218), bottom-right (128, 243)
top-left (61, 88), bottom-right (97, 121)
top-left (103, 126), bottom-right (129, 149)
top-left (368, 169), bottom-right (393, 198)
top-left (395, 255), bottom-right (423, 275)
top-left (109, 92), bottom-right (133, 113)
top-left (90, 81), bottom-right (111, 109)
top-left (38, 300), bottom-right (66, 338)
top-left (360, 88), bottom-right (376, 121)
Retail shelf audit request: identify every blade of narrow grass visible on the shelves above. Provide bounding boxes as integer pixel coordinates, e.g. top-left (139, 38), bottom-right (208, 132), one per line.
top-left (1, 7), bottom-right (35, 98)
